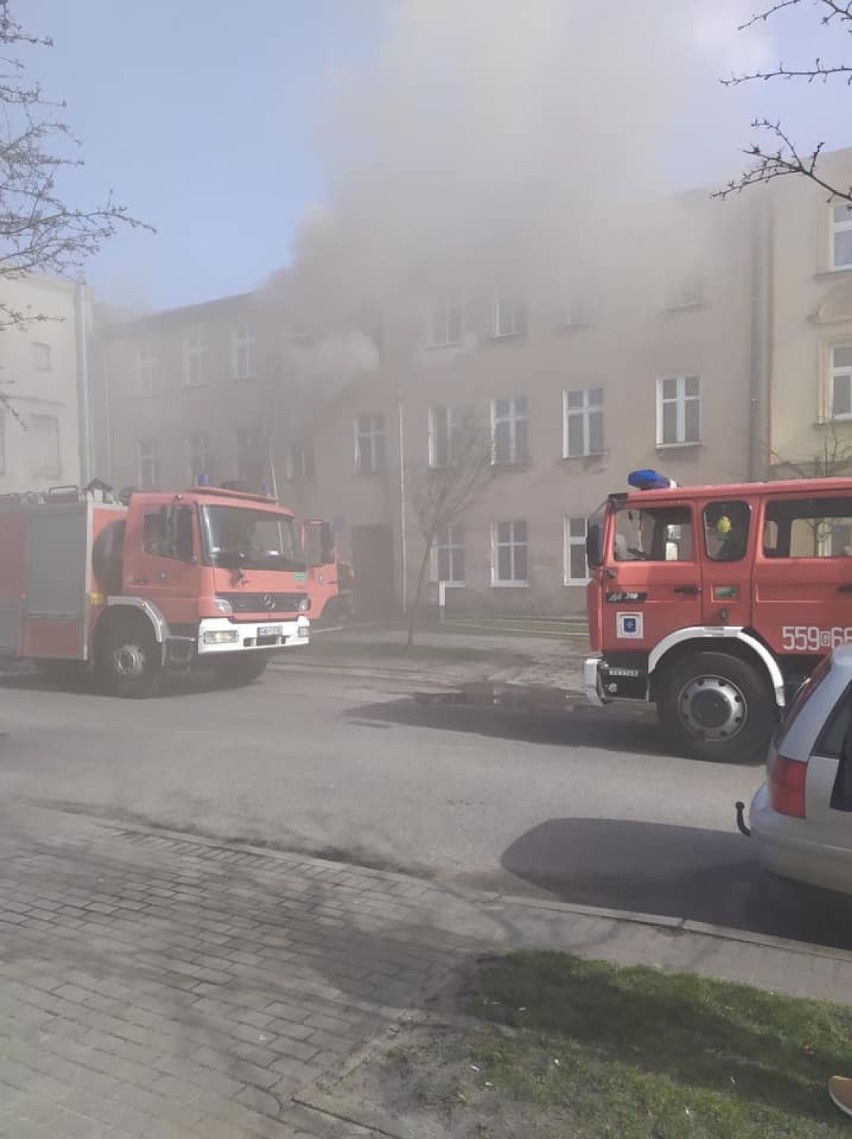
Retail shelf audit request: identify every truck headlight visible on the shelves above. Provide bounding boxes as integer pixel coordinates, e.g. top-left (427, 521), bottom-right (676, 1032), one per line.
top-left (203, 630), bottom-right (240, 644)
top-left (213, 598), bottom-right (234, 615)
top-left (298, 597), bottom-right (310, 612)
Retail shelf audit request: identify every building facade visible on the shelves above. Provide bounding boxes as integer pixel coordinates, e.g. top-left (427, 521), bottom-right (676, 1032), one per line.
top-left (0, 274), bottom-right (89, 495)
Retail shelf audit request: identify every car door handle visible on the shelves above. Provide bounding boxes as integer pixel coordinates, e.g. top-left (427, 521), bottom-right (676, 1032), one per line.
top-left (674, 585), bottom-right (701, 596)
top-left (840, 584), bottom-right (852, 593)
top-left (130, 577), bottom-right (150, 585)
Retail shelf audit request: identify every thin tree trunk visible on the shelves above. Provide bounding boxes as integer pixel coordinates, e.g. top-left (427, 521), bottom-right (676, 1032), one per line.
top-left (406, 540), bottom-right (433, 647)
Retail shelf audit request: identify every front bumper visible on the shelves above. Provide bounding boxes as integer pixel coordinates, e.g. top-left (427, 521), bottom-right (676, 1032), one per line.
top-left (583, 657), bottom-right (605, 707)
top-left (196, 616), bottom-right (310, 655)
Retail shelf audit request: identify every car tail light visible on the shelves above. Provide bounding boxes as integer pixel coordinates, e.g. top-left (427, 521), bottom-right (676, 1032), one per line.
top-left (769, 753), bottom-right (807, 819)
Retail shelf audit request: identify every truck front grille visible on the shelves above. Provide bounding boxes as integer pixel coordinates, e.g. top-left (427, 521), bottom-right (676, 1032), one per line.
top-left (217, 592), bottom-right (308, 615)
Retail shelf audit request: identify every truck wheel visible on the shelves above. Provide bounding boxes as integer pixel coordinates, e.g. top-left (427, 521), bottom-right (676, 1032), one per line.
top-left (656, 651), bottom-right (773, 762)
top-left (214, 655), bottom-right (268, 686)
top-left (98, 619), bottom-right (160, 698)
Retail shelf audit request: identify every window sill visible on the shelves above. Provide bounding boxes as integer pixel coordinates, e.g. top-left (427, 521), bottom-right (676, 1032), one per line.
top-left (562, 452), bottom-right (606, 462)
top-left (430, 580), bottom-right (466, 588)
top-left (816, 266), bottom-right (852, 279)
top-left (563, 579), bottom-right (590, 587)
top-left (491, 459), bottom-right (531, 470)
top-left (661, 301), bottom-right (704, 313)
top-left (491, 580), bottom-right (529, 588)
top-left (425, 340), bottom-right (462, 351)
top-left (490, 331), bottom-right (526, 342)
top-left (655, 441), bottom-right (702, 451)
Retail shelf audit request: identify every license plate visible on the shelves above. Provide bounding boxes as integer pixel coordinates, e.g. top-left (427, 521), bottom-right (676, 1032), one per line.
top-left (258, 625), bottom-right (283, 638)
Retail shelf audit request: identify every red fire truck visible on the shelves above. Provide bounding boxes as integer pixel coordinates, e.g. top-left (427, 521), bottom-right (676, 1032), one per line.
top-left (0, 481), bottom-right (322, 696)
top-left (584, 472), bottom-right (852, 760)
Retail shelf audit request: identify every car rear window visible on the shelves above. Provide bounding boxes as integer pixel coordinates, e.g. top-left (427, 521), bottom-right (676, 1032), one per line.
top-left (776, 657), bottom-right (832, 747)
top-left (814, 683), bottom-right (852, 759)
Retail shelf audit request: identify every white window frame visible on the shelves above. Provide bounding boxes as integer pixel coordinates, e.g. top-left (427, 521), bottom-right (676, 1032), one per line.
top-left (493, 296), bottom-right (525, 339)
top-left (428, 296), bottom-right (462, 348)
top-left (491, 520), bottom-right (529, 587)
top-left (428, 405), bottom-right (463, 468)
top-left (563, 388), bottom-right (604, 458)
top-left (490, 396), bottom-right (528, 465)
top-left (29, 413), bottom-right (61, 478)
top-left (563, 516), bottom-right (589, 585)
top-left (830, 344), bottom-right (852, 421)
top-left (136, 440), bottom-right (159, 490)
top-left (231, 324), bottom-right (256, 381)
top-left (656, 375), bottom-right (701, 447)
top-left (32, 342), bottom-right (51, 371)
top-left (832, 203), bottom-right (852, 271)
top-left (285, 443), bottom-right (315, 481)
top-left (136, 345), bottom-right (156, 396)
top-left (355, 413), bottom-right (386, 474)
top-left (187, 431), bottom-right (212, 483)
top-left (184, 327), bottom-right (207, 387)
top-left (431, 524), bottom-right (466, 586)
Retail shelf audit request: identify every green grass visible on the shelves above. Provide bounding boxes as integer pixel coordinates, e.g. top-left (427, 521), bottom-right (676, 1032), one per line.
top-left (453, 950), bottom-right (852, 1137)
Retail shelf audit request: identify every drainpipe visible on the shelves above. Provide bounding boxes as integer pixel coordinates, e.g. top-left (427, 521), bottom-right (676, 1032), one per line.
top-left (748, 197), bottom-right (772, 481)
top-left (74, 277), bottom-right (92, 485)
top-left (398, 397), bottom-right (408, 614)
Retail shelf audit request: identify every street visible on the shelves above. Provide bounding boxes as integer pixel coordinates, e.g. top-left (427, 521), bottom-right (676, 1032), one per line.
top-left (3, 661), bottom-right (852, 951)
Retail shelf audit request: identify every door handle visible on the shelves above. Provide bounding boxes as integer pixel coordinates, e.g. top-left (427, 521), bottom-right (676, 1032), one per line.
top-left (674, 584), bottom-right (701, 596)
top-left (839, 584), bottom-right (852, 593)
top-left (129, 577), bottom-right (150, 585)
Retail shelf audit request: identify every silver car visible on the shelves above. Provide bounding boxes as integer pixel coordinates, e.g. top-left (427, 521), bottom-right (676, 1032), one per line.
top-left (748, 646), bottom-right (852, 895)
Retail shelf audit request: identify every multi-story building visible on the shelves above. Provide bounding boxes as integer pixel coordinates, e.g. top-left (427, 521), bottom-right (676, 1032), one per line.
top-left (0, 274), bottom-right (90, 494)
top-left (89, 189), bottom-right (762, 617)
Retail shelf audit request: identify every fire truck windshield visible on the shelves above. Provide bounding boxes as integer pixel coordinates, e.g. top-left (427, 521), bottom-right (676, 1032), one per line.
top-left (201, 506), bottom-right (304, 572)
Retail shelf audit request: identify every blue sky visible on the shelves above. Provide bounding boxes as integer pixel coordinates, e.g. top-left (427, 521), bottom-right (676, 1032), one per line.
top-left (21, 1), bottom-right (851, 312)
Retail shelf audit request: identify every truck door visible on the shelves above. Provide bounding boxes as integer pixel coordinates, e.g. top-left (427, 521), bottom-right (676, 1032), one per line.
top-left (603, 500), bottom-right (702, 655)
top-left (753, 492), bottom-right (852, 665)
top-left (699, 498), bottom-right (754, 629)
top-left (125, 503), bottom-right (201, 628)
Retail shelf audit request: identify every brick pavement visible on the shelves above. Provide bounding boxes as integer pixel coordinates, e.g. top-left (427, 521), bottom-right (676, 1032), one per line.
top-left (1, 804), bottom-right (852, 1138)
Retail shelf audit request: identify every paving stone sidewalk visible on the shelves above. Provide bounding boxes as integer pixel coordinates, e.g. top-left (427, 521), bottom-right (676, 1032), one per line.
top-left (1, 804), bottom-right (851, 1139)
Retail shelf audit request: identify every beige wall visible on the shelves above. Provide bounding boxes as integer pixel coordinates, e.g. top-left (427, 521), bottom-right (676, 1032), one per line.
top-left (769, 147), bottom-right (852, 470)
top-left (0, 275), bottom-right (84, 494)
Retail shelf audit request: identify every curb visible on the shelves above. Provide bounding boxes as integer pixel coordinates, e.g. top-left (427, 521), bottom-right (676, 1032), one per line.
top-left (87, 812), bottom-right (852, 969)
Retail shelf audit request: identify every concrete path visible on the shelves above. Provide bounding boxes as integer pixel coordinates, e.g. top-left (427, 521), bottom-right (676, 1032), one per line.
top-left (1, 804), bottom-right (851, 1138)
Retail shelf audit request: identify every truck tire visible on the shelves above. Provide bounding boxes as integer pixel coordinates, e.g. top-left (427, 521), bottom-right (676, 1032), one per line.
top-left (656, 651), bottom-right (773, 762)
top-left (214, 655), bottom-right (268, 686)
top-left (98, 617), bottom-right (160, 698)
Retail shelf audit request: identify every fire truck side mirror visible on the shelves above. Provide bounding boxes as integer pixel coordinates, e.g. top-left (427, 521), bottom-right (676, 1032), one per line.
top-left (586, 523), bottom-right (603, 569)
top-left (304, 520), bottom-right (335, 567)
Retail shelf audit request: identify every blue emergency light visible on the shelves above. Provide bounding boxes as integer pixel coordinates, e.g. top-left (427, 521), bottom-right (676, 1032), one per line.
top-left (627, 469), bottom-right (677, 491)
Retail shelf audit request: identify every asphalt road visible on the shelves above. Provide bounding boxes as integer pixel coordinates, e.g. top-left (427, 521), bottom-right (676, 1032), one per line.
top-left (3, 662), bottom-right (852, 950)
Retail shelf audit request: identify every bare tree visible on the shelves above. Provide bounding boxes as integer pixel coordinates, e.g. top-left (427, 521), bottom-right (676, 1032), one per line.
top-left (0, 1), bottom-right (148, 339)
top-left (717, 0), bottom-right (852, 203)
top-left (406, 413), bottom-right (494, 647)
top-left (772, 423), bottom-right (852, 551)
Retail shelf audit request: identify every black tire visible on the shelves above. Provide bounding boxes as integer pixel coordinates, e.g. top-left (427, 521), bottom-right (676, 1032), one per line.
top-left (97, 617), bottom-right (160, 698)
top-left (214, 655), bottom-right (268, 686)
top-left (656, 651), bottom-right (774, 762)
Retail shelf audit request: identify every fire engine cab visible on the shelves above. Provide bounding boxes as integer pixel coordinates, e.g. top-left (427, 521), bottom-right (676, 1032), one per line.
top-left (0, 481), bottom-right (313, 696)
top-left (584, 472), bottom-right (852, 760)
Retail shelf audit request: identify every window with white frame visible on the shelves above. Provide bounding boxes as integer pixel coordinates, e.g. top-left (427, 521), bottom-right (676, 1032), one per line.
top-left (30, 414), bottom-right (60, 478)
top-left (491, 396), bottom-right (528, 464)
top-left (232, 324), bottom-right (255, 380)
top-left (831, 345), bottom-right (852, 419)
top-left (137, 440), bottom-right (160, 490)
top-left (563, 517), bottom-right (589, 584)
top-left (559, 296), bottom-right (596, 328)
top-left (432, 524), bottom-right (465, 584)
top-left (563, 387), bottom-right (604, 458)
top-left (355, 413), bottom-right (386, 474)
top-left (663, 275), bottom-right (704, 310)
top-left (187, 431), bottom-right (212, 483)
top-left (492, 520), bottom-right (528, 585)
top-left (184, 327), bottom-right (207, 387)
top-left (136, 345), bottom-right (157, 396)
top-left (657, 375), bottom-right (701, 446)
top-left (428, 296), bottom-right (462, 348)
top-left (33, 342), bottom-right (51, 371)
top-left (493, 296), bottom-right (526, 338)
top-left (285, 443), bottom-right (315, 481)
top-left (833, 204), bottom-right (852, 270)
top-left (235, 426), bottom-right (261, 482)
top-left (428, 405), bottom-right (463, 468)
